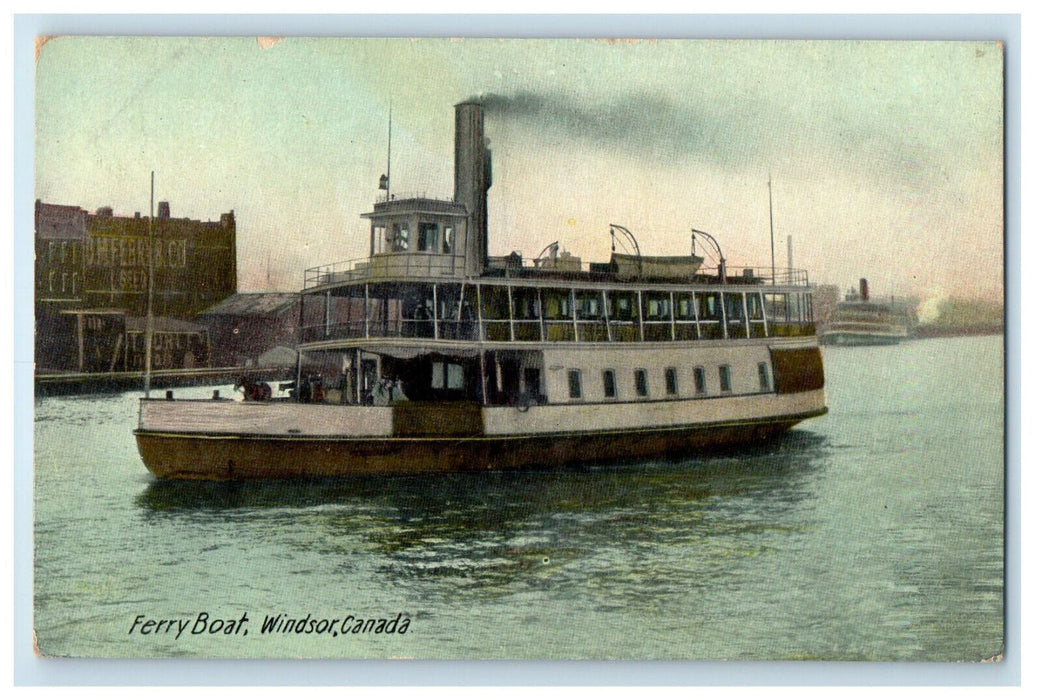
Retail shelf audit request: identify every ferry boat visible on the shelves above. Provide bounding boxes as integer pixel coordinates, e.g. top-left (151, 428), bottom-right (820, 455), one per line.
top-left (134, 102), bottom-right (827, 480)
top-left (821, 279), bottom-right (910, 346)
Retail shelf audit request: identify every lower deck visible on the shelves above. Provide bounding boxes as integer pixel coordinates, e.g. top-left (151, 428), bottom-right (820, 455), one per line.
top-left (135, 338), bottom-right (827, 479)
top-left (285, 336), bottom-right (824, 408)
top-left (138, 386), bottom-right (825, 439)
top-left (136, 393), bottom-right (827, 480)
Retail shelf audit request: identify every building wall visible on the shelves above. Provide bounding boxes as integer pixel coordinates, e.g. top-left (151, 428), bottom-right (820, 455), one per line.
top-left (35, 201), bottom-right (88, 308)
top-left (203, 313), bottom-right (298, 367)
top-left (36, 199), bottom-right (236, 319)
top-left (81, 204), bottom-right (236, 317)
top-left (37, 312), bottom-right (128, 373)
top-left (35, 200), bottom-right (237, 372)
top-left (198, 294), bottom-right (313, 367)
top-left (124, 331), bottom-right (211, 372)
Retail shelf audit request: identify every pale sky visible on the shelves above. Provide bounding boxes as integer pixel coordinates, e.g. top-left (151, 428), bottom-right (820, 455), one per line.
top-left (34, 37), bottom-right (1004, 302)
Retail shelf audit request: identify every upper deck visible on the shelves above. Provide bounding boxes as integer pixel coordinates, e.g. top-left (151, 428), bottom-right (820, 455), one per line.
top-left (305, 250), bottom-right (809, 292)
top-left (297, 266), bottom-right (816, 349)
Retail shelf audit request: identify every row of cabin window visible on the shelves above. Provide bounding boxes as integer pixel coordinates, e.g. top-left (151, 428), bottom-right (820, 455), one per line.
top-left (313, 283), bottom-right (813, 330)
top-left (503, 289), bottom-right (762, 322)
top-left (566, 363), bottom-right (772, 401)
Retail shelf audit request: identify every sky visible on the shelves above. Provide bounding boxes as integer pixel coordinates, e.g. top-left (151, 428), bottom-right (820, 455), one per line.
top-left (34, 37), bottom-right (1005, 305)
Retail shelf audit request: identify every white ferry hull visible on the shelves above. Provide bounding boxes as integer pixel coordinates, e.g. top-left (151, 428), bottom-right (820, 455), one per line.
top-left (135, 390), bottom-right (826, 480)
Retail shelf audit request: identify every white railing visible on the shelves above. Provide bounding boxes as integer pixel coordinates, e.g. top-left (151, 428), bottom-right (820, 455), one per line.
top-left (305, 253), bottom-right (466, 289)
top-left (305, 253), bottom-right (809, 290)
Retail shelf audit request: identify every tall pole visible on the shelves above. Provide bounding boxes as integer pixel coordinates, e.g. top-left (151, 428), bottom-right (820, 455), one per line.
top-left (768, 174), bottom-right (776, 286)
top-left (386, 105), bottom-right (392, 202)
top-left (144, 171), bottom-right (155, 398)
top-left (787, 234), bottom-right (793, 285)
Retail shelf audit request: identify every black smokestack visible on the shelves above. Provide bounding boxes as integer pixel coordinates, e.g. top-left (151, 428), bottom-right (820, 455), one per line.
top-left (860, 278), bottom-right (870, 302)
top-left (455, 102), bottom-right (492, 276)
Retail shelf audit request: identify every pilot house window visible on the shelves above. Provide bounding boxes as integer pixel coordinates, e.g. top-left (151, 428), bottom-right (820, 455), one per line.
top-left (418, 222), bottom-right (439, 252)
top-left (602, 370), bottom-right (617, 399)
top-left (392, 224), bottom-right (410, 251)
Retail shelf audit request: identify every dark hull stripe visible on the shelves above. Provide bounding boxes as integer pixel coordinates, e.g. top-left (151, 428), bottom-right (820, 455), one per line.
top-left (135, 408), bottom-right (827, 481)
top-left (135, 408), bottom-right (827, 443)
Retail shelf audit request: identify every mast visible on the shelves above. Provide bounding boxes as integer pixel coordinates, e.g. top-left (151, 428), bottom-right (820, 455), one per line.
top-left (386, 105), bottom-right (392, 202)
top-left (768, 174), bottom-right (776, 286)
top-left (144, 171), bottom-right (155, 398)
top-left (787, 235), bottom-right (793, 285)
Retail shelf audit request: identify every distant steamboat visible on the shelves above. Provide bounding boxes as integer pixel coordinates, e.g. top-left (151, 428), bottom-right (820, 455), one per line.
top-left (821, 279), bottom-right (909, 346)
top-left (134, 102), bottom-right (827, 480)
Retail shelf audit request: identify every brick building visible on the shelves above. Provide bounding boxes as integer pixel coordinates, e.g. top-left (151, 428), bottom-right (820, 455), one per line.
top-left (35, 199), bottom-right (236, 373)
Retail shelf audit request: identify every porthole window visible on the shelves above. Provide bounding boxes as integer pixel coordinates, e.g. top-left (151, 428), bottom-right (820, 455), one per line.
top-left (665, 367), bottom-right (678, 396)
top-left (567, 369), bottom-right (583, 400)
top-left (694, 366), bottom-right (707, 396)
top-left (602, 370), bottom-right (617, 399)
top-left (719, 365), bottom-right (732, 393)
top-left (758, 362), bottom-right (771, 392)
top-left (634, 368), bottom-right (648, 398)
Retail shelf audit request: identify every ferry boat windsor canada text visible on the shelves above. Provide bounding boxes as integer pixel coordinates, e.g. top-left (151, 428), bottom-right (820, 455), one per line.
top-left (134, 102), bottom-right (828, 480)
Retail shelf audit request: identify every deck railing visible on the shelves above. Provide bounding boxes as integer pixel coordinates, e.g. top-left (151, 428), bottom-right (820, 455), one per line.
top-left (300, 317), bottom-right (815, 345)
top-left (304, 258), bottom-right (371, 289)
top-left (304, 254), bottom-right (810, 291)
top-left (305, 253), bottom-right (467, 290)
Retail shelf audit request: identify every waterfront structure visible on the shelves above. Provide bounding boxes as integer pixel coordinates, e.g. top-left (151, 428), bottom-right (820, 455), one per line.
top-left (123, 316), bottom-right (210, 371)
top-left (135, 102), bottom-right (827, 480)
top-left (38, 309), bottom-right (209, 374)
top-left (35, 199), bottom-right (236, 373)
top-left (197, 292), bottom-right (304, 368)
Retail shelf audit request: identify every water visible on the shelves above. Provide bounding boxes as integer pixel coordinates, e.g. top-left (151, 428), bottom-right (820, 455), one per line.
top-left (32, 336), bottom-right (1004, 660)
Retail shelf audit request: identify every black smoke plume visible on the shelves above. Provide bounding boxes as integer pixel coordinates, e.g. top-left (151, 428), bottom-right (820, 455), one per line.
top-left (463, 90), bottom-right (736, 162)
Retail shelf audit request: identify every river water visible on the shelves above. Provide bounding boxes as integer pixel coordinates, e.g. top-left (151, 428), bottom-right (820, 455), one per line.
top-left (31, 335), bottom-right (1005, 661)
